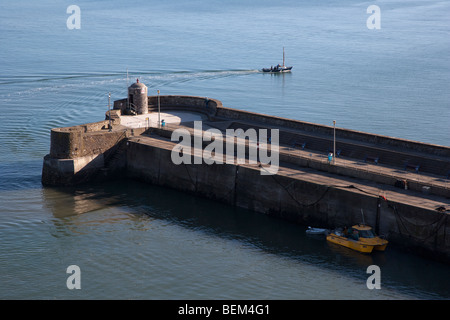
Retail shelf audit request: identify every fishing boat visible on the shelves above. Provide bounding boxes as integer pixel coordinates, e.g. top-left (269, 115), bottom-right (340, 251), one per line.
top-left (326, 224), bottom-right (388, 253)
top-left (262, 47), bottom-right (293, 73)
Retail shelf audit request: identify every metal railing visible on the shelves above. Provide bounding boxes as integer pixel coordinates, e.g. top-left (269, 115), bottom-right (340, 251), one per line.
top-left (127, 102), bottom-right (138, 114)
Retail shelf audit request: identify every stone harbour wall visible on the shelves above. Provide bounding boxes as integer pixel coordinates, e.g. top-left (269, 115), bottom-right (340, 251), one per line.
top-left (125, 137), bottom-right (450, 263)
top-left (41, 95), bottom-right (450, 262)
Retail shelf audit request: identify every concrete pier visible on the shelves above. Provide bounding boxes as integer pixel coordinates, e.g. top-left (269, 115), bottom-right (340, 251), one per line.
top-left (42, 94), bottom-right (450, 263)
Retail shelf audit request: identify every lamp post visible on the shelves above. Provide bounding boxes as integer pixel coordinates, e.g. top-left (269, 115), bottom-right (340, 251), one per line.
top-left (108, 92), bottom-right (112, 132)
top-left (157, 90), bottom-right (161, 128)
top-left (333, 120), bottom-right (336, 165)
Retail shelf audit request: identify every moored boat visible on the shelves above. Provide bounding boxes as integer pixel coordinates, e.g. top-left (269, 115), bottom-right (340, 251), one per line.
top-left (306, 226), bottom-right (329, 235)
top-left (326, 224), bottom-right (388, 253)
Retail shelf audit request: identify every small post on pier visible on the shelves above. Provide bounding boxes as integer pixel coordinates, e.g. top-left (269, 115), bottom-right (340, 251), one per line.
top-left (108, 92), bottom-right (112, 132)
top-left (333, 120), bottom-right (336, 165)
top-left (126, 69), bottom-right (129, 110)
top-left (375, 197), bottom-right (381, 235)
top-left (157, 90), bottom-right (161, 128)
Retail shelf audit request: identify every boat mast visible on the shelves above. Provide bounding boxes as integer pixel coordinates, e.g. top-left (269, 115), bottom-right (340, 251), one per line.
top-left (283, 47), bottom-right (285, 67)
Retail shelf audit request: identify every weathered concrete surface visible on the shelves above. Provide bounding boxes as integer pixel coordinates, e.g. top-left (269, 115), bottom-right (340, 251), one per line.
top-left (42, 153), bottom-right (105, 186)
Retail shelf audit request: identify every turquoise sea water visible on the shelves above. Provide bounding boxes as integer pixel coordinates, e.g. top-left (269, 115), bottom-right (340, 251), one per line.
top-left (0, 0), bottom-right (449, 299)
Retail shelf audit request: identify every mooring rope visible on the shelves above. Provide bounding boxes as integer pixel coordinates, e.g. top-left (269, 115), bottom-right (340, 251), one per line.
top-left (387, 201), bottom-right (448, 243)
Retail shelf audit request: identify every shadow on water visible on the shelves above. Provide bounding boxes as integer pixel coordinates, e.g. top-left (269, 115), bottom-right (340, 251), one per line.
top-left (42, 179), bottom-right (450, 299)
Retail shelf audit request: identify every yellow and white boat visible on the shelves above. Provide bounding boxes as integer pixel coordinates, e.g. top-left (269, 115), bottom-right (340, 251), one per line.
top-left (326, 224), bottom-right (388, 253)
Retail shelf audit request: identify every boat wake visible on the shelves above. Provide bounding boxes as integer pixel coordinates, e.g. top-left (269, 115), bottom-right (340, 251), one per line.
top-left (135, 69), bottom-right (260, 87)
top-left (0, 69), bottom-right (260, 87)
top-left (0, 68), bottom-right (261, 163)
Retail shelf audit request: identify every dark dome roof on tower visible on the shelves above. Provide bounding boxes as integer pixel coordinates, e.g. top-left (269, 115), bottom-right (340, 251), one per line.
top-left (129, 79), bottom-right (146, 88)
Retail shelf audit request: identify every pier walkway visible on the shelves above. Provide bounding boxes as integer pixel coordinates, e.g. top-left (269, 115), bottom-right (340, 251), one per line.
top-left (134, 122), bottom-right (450, 214)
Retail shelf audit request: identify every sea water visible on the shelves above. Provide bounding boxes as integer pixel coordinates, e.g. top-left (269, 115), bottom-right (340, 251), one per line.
top-left (0, 0), bottom-right (449, 299)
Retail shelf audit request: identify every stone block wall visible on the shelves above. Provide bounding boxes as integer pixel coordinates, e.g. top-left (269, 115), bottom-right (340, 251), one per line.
top-left (216, 106), bottom-right (450, 158)
top-left (126, 138), bottom-right (450, 262)
top-left (49, 122), bottom-right (127, 159)
top-left (114, 95), bottom-right (221, 118)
